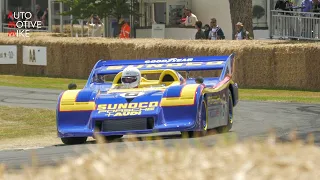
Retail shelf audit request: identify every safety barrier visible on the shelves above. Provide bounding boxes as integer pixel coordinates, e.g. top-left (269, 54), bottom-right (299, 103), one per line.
top-left (1, 35), bottom-right (320, 90)
top-left (270, 10), bottom-right (320, 40)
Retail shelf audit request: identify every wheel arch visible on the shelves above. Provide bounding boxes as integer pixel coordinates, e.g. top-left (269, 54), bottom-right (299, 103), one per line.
top-left (228, 82), bottom-right (238, 107)
top-left (196, 85), bottom-right (207, 130)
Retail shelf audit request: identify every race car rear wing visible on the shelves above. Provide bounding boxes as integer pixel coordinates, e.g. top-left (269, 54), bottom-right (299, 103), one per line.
top-left (90, 53), bottom-right (235, 82)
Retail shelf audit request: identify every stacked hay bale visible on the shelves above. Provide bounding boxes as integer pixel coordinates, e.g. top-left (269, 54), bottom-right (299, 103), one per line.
top-left (0, 33), bottom-right (319, 90)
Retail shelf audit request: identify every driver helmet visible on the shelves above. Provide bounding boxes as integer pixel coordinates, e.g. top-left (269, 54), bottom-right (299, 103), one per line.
top-left (121, 67), bottom-right (141, 88)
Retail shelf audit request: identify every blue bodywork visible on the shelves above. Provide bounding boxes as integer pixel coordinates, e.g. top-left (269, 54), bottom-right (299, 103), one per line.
top-left (56, 54), bottom-right (239, 141)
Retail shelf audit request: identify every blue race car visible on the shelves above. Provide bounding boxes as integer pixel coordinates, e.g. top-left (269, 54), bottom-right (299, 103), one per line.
top-left (56, 54), bottom-right (239, 145)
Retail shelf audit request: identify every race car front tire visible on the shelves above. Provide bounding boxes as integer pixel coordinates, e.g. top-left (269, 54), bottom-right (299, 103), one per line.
top-left (61, 137), bottom-right (87, 145)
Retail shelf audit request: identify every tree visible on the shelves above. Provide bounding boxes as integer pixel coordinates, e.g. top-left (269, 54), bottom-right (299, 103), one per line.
top-left (228, 0), bottom-right (254, 39)
top-left (97, 0), bottom-right (140, 21)
top-left (57, 0), bottom-right (97, 20)
top-left (57, 0), bottom-right (140, 37)
top-left (57, 0), bottom-right (140, 22)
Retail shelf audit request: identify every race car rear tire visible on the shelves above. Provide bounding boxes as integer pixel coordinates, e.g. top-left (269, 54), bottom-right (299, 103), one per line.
top-left (217, 89), bottom-right (233, 133)
top-left (61, 137), bottom-right (87, 145)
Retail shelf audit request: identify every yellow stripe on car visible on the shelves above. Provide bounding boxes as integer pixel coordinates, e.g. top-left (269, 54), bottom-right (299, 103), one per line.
top-left (59, 90), bottom-right (96, 112)
top-left (161, 84), bottom-right (199, 106)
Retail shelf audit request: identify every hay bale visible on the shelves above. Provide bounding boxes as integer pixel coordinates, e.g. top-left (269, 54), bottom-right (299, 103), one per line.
top-left (2, 136), bottom-right (320, 180)
top-left (0, 33), bottom-right (319, 90)
top-left (304, 45), bottom-right (320, 90)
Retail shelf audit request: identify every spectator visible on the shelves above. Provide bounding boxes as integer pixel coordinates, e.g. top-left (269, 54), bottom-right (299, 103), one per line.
top-left (195, 21), bottom-right (206, 39)
top-left (180, 8), bottom-right (187, 24)
top-left (311, 0), bottom-right (320, 15)
top-left (203, 24), bottom-right (211, 39)
top-left (182, 8), bottom-right (198, 27)
top-left (208, 18), bottom-right (225, 40)
top-left (275, 0), bottom-right (295, 38)
top-left (87, 15), bottom-right (104, 37)
top-left (41, 8), bottom-right (48, 27)
top-left (30, 12), bottom-right (37, 24)
top-left (301, 0), bottom-right (314, 14)
top-left (301, 0), bottom-right (314, 37)
top-left (275, 0), bottom-right (293, 16)
top-left (275, 0), bottom-right (293, 11)
top-left (35, 4), bottom-right (44, 21)
top-left (119, 18), bottom-right (131, 38)
top-left (5, 10), bottom-right (14, 23)
top-left (311, 0), bottom-right (320, 37)
top-left (235, 22), bottom-right (251, 40)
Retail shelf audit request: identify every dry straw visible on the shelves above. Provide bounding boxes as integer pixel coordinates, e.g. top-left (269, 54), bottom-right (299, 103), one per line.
top-left (1, 33), bottom-right (320, 90)
top-left (1, 131), bottom-right (320, 180)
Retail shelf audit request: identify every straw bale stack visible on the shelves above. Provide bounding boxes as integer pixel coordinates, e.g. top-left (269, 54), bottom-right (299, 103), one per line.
top-left (0, 33), bottom-right (319, 90)
top-left (2, 134), bottom-right (320, 180)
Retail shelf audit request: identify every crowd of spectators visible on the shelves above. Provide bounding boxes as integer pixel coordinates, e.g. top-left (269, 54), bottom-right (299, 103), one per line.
top-left (179, 8), bottom-right (252, 40)
top-left (274, 0), bottom-right (320, 39)
top-left (275, 0), bottom-right (320, 15)
top-left (5, 1), bottom-right (320, 39)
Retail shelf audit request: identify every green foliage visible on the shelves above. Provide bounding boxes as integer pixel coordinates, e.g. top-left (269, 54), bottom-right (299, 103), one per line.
top-left (56, 0), bottom-right (141, 20)
top-left (57, 0), bottom-right (97, 19)
top-left (103, 0), bottom-right (141, 20)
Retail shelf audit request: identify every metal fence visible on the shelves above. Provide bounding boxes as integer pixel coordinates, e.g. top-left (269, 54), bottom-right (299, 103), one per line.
top-left (270, 10), bottom-right (320, 40)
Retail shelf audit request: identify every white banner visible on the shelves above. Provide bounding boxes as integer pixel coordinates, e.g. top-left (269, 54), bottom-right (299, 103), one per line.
top-left (151, 24), bottom-right (165, 39)
top-left (0, 45), bottom-right (17, 64)
top-left (23, 46), bottom-right (47, 66)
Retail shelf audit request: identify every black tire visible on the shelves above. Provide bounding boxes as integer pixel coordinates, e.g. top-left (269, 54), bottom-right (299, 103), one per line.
top-left (217, 89), bottom-right (233, 133)
top-left (181, 96), bottom-right (207, 138)
top-left (61, 137), bottom-right (87, 145)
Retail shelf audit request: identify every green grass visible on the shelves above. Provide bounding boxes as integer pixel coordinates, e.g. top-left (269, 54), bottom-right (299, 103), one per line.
top-left (0, 75), bottom-right (87, 90)
top-left (239, 88), bottom-right (320, 104)
top-left (0, 106), bottom-right (55, 139)
top-left (1, 75), bottom-right (320, 104)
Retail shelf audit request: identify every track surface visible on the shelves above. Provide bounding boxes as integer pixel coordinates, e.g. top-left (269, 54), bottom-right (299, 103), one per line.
top-left (0, 86), bottom-right (319, 171)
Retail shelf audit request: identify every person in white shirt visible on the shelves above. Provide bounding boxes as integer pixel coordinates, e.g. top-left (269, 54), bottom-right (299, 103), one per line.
top-left (183, 8), bottom-right (198, 27)
top-left (87, 15), bottom-right (104, 37)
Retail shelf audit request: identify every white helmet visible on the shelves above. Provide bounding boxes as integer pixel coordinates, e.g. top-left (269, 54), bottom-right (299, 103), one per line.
top-left (121, 67), bottom-right (141, 88)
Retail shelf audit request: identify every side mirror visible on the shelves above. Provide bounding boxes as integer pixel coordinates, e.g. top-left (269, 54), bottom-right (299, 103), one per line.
top-left (68, 83), bottom-right (77, 90)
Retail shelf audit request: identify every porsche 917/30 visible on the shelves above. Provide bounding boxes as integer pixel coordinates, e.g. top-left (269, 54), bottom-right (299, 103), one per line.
top-left (56, 54), bottom-right (239, 145)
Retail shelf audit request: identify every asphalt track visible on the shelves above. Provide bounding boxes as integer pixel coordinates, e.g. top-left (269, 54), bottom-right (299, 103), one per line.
top-left (0, 86), bottom-right (320, 171)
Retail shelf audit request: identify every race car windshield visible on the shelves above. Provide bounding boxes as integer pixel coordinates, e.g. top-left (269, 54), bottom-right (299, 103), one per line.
top-left (121, 76), bottom-right (137, 83)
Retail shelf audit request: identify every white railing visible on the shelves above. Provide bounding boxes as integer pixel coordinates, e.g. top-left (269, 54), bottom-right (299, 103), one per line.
top-left (271, 10), bottom-right (320, 40)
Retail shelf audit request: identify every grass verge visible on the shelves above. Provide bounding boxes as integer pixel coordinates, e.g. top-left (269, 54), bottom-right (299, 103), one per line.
top-left (0, 75), bottom-right (87, 90)
top-left (1, 75), bottom-right (320, 104)
top-left (0, 106), bottom-right (56, 140)
top-left (239, 88), bottom-right (320, 104)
